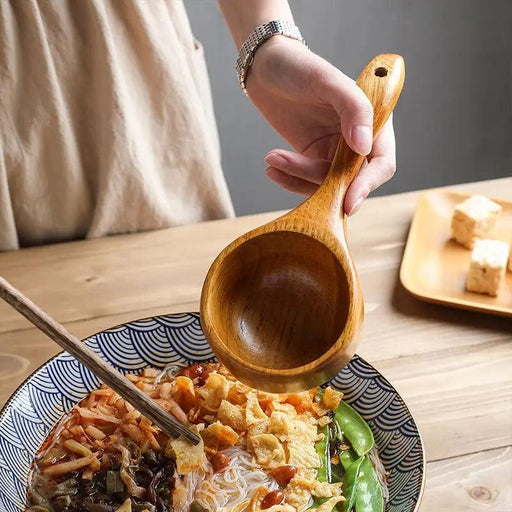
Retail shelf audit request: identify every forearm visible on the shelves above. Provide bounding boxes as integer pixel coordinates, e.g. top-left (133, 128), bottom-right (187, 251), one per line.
top-left (218, 0), bottom-right (294, 48)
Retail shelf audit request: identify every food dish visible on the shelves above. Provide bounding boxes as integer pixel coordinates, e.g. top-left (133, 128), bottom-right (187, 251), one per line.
top-left (27, 363), bottom-right (385, 511)
top-left (0, 313), bottom-right (424, 512)
top-left (401, 189), bottom-right (512, 316)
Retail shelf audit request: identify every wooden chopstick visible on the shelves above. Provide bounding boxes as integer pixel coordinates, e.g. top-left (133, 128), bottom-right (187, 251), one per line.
top-left (0, 276), bottom-right (200, 445)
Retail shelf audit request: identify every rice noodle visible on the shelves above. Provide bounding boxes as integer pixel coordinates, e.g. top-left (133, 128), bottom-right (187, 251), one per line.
top-left (178, 445), bottom-right (278, 511)
top-left (155, 363), bottom-right (185, 385)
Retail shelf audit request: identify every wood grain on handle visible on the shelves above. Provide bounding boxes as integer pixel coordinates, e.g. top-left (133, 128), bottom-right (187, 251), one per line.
top-left (0, 276), bottom-right (200, 445)
top-left (321, 54), bottom-right (405, 205)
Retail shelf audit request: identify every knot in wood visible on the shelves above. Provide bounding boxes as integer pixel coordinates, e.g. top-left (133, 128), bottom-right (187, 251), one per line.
top-left (468, 485), bottom-right (495, 503)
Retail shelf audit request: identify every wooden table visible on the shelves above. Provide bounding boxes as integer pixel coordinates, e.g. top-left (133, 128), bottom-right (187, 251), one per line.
top-left (1, 178), bottom-right (511, 510)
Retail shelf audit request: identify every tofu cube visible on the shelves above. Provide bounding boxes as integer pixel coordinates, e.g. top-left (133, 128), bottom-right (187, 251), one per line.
top-left (451, 196), bottom-right (501, 249)
top-left (466, 239), bottom-right (509, 296)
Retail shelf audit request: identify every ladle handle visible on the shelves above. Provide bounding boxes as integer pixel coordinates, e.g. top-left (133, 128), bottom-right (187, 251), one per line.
top-left (319, 54), bottom-right (405, 215)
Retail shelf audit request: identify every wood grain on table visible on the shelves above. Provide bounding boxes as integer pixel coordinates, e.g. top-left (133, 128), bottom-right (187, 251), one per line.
top-left (1, 178), bottom-right (511, 511)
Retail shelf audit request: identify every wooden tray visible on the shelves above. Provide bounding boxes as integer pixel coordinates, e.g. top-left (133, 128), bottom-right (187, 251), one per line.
top-left (400, 188), bottom-right (512, 316)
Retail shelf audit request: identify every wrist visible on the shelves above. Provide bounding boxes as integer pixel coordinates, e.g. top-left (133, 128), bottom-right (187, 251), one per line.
top-left (246, 36), bottom-right (309, 93)
top-left (236, 21), bottom-right (307, 94)
top-left (218, 0), bottom-right (294, 48)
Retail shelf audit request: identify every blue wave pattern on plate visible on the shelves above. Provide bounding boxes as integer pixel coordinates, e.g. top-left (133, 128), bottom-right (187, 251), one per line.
top-left (0, 313), bottom-right (424, 512)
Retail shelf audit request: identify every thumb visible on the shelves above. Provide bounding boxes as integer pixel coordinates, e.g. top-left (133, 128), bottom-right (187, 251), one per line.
top-left (314, 64), bottom-right (374, 156)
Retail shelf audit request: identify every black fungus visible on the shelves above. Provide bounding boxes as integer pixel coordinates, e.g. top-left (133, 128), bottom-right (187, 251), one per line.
top-left (53, 494), bottom-right (72, 510)
top-left (147, 467), bottom-right (165, 504)
top-left (134, 465), bottom-right (154, 487)
top-left (82, 501), bottom-right (116, 512)
top-left (29, 449), bottom-right (176, 512)
top-left (52, 477), bottom-right (78, 497)
top-left (106, 471), bottom-right (125, 495)
top-left (143, 449), bottom-right (159, 466)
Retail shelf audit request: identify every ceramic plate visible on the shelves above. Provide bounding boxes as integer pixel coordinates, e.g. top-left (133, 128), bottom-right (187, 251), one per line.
top-left (400, 189), bottom-right (512, 316)
top-left (0, 313), bottom-right (425, 512)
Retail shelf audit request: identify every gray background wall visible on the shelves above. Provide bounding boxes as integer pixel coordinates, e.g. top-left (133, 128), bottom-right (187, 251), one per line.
top-left (187, 1), bottom-right (512, 216)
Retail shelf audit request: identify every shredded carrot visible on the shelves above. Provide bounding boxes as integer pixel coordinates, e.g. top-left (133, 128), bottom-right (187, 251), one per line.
top-left (85, 425), bottom-right (106, 440)
top-left (101, 453), bottom-right (111, 469)
top-left (93, 440), bottom-right (106, 450)
top-left (137, 382), bottom-right (154, 394)
top-left (42, 454), bottom-right (97, 477)
top-left (140, 438), bottom-right (151, 454)
top-left (97, 395), bottom-right (109, 407)
top-left (61, 429), bottom-right (72, 440)
top-left (82, 469), bottom-right (93, 480)
top-left (160, 382), bottom-right (173, 400)
top-left (121, 423), bottom-right (144, 445)
top-left (63, 439), bottom-right (92, 457)
top-left (124, 410), bottom-right (141, 421)
top-left (155, 398), bottom-right (188, 424)
top-left (75, 406), bottom-right (121, 424)
top-left (147, 431), bottom-right (161, 451)
top-left (139, 416), bottom-right (152, 428)
top-left (91, 389), bottom-right (112, 396)
top-left (70, 425), bottom-right (86, 437)
top-left (143, 368), bottom-right (160, 378)
top-left (108, 393), bottom-right (121, 406)
top-left (97, 404), bottom-right (115, 416)
top-left (89, 456), bottom-right (101, 472)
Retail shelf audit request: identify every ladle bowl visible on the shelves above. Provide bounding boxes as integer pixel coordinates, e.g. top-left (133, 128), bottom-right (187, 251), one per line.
top-left (201, 54), bottom-right (405, 391)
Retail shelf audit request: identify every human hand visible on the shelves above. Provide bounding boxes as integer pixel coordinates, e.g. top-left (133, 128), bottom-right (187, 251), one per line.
top-left (246, 37), bottom-right (396, 215)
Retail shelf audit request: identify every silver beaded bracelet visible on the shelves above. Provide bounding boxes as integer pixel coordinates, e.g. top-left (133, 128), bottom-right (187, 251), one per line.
top-left (236, 20), bottom-right (308, 95)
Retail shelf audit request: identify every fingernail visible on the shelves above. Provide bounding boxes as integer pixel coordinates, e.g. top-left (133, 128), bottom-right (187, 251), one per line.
top-left (264, 152), bottom-right (288, 169)
top-left (351, 125), bottom-right (372, 155)
top-left (348, 197), bottom-right (364, 216)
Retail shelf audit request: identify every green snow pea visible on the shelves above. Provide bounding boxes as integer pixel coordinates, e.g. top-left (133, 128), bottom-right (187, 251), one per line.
top-left (315, 424), bottom-right (331, 482)
top-left (334, 402), bottom-right (374, 457)
top-left (331, 462), bottom-right (344, 483)
top-left (339, 456), bottom-right (364, 512)
top-left (310, 423), bottom-right (334, 509)
top-left (354, 456), bottom-right (384, 512)
top-left (328, 417), bottom-right (346, 482)
top-left (339, 448), bottom-right (358, 471)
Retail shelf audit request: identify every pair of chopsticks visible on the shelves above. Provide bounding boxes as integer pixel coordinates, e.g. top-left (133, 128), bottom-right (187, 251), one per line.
top-left (0, 277), bottom-right (200, 445)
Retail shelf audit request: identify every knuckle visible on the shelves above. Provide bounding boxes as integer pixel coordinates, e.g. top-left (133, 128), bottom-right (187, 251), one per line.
top-left (282, 173), bottom-right (295, 188)
top-left (356, 100), bottom-right (374, 118)
top-left (372, 158), bottom-right (396, 185)
top-left (279, 173), bottom-right (298, 192)
top-left (350, 91), bottom-right (374, 118)
top-left (384, 159), bottom-right (397, 179)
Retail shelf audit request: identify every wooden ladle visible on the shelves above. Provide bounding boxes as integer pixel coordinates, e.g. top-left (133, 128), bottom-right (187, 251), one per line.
top-left (201, 54), bottom-right (405, 392)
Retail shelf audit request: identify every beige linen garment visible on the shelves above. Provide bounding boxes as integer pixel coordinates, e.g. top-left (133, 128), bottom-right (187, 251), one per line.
top-left (0, 0), bottom-right (234, 251)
